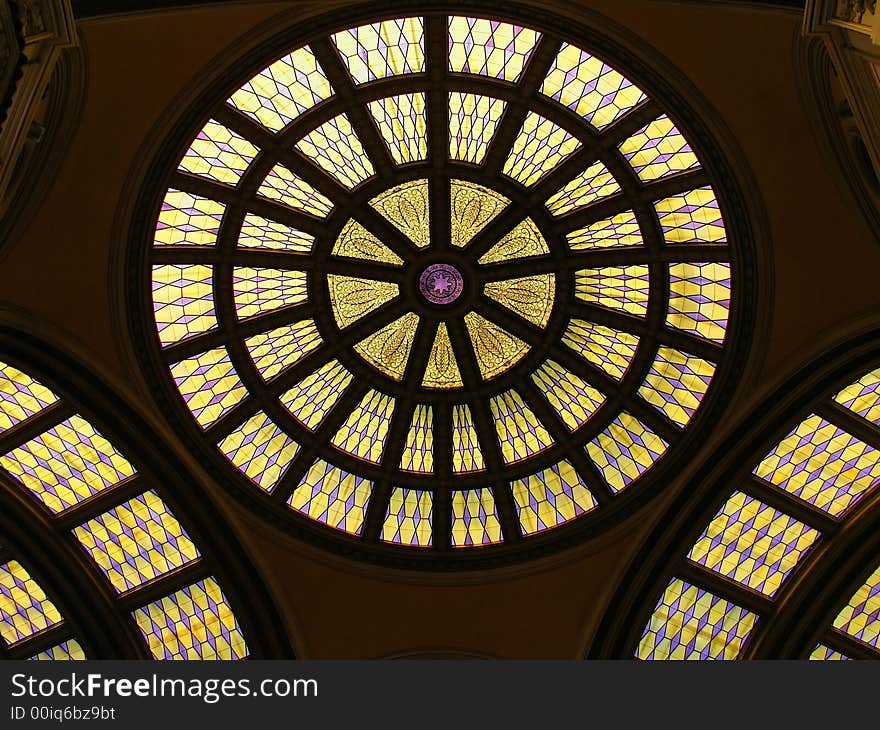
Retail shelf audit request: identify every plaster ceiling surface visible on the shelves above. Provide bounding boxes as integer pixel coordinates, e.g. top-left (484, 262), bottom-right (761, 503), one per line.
top-left (1, 0), bottom-right (879, 657)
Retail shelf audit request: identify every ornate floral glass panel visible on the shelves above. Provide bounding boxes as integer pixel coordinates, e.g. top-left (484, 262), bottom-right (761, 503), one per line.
top-left (139, 11), bottom-right (743, 559)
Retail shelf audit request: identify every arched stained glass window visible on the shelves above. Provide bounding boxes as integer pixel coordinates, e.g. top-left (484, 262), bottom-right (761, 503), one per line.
top-left (636, 364), bottom-right (880, 660)
top-left (0, 360), bottom-right (248, 659)
top-left (133, 9), bottom-right (753, 564)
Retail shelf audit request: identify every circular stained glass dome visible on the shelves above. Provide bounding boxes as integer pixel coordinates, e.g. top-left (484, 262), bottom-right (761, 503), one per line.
top-left (137, 10), bottom-right (753, 564)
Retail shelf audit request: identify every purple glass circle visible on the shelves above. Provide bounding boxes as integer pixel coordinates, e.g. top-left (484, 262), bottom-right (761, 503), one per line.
top-left (419, 263), bottom-right (464, 304)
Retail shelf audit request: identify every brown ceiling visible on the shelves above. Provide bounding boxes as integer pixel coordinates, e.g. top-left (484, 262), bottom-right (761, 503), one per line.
top-left (3, 0), bottom-right (879, 658)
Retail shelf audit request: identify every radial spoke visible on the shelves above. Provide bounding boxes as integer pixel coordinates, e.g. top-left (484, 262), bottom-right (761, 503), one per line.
top-left (432, 401), bottom-right (453, 550)
top-left (743, 475), bottom-right (837, 535)
top-left (425, 15), bottom-right (449, 171)
top-left (477, 255), bottom-right (563, 281)
top-left (623, 391), bottom-right (681, 445)
top-left (323, 257), bottom-right (405, 282)
top-left (480, 36), bottom-right (564, 176)
top-left (464, 203), bottom-right (528, 261)
top-left (544, 338), bottom-right (622, 399)
top-left (473, 297), bottom-right (549, 352)
top-left (309, 39), bottom-right (397, 179)
top-left (598, 98), bottom-right (662, 150)
top-left (404, 318), bottom-right (439, 392)
top-left (0, 401), bottom-right (76, 454)
top-left (350, 203), bottom-right (422, 260)
top-left (678, 560), bottom-right (773, 617)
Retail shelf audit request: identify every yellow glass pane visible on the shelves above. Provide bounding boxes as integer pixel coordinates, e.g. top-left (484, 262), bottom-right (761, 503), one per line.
top-left (179, 120), bottom-right (258, 185)
top-left (152, 264), bottom-right (216, 346)
top-left (382, 488), bottom-right (432, 546)
top-left (295, 113), bottom-right (375, 188)
top-left (541, 43), bottom-right (645, 129)
top-left (809, 645), bottom-right (849, 660)
top-left (490, 390), bottom-right (553, 464)
top-left (478, 217), bottom-right (549, 263)
top-left (0, 560), bottom-right (62, 644)
top-left (400, 404), bottom-right (433, 473)
top-left (448, 16), bottom-right (540, 82)
top-left (567, 211), bottom-right (643, 250)
top-left (575, 265), bottom-right (650, 317)
top-left (368, 93), bottom-right (427, 165)
top-left (353, 312), bottom-right (419, 381)
top-left (484, 275), bottom-right (555, 328)
top-left (450, 180), bottom-right (509, 247)
top-left (288, 459), bottom-right (371, 534)
top-left (369, 180), bottom-right (430, 248)
top-left (257, 164), bottom-right (333, 217)
top-left (0, 362), bottom-right (57, 433)
top-left (245, 321), bottom-right (322, 381)
top-left (561, 320), bottom-right (639, 380)
top-left (587, 412), bottom-right (667, 491)
top-left (1, 415), bottom-right (135, 513)
top-left (28, 640), bottom-right (86, 660)
top-left (422, 324), bottom-right (463, 389)
top-left (73, 490), bottom-right (200, 592)
top-left (452, 404), bottom-right (485, 473)
top-left (532, 359), bottom-right (605, 431)
top-left (834, 367), bottom-right (880, 425)
top-left (328, 275), bottom-right (399, 329)
top-left (218, 411), bottom-right (299, 490)
top-left (170, 347), bottom-right (247, 429)
top-left (133, 577), bottom-right (247, 659)
top-left (281, 360), bottom-right (352, 431)
top-left (667, 262), bottom-right (730, 343)
top-left (238, 213), bottom-right (314, 252)
top-left (639, 347), bottom-right (715, 427)
top-left (688, 491), bottom-right (820, 597)
top-left (332, 219), bottom-right (403, 265)
top-left (233, 268), bottom-right (308, 319)
top-left (637, 578), bottom-right (756, 660)
top-left (332, 17), bottom-right (425, 84)
top-left (331, 389), bottom-right (394, 464)
top-left (228, 46), bottom-right (333, 131)
top-left (503, 112), bottom-right (580, 186)
top-left (451, 489), bottom-right (502, 546)
top-left (620, 114), bottom-right (699, 181)
top-left (512, 460), bottom-right (597, 534)
top-left (833, 564), bottom-right (880, 650)
top-left (545, 162), bottom-right (620, 216)
top-left (464, 312), bottom-right (530, 380)
top-left (448, 92), bottom-right (506, 165)
top-left (655, 187), bottom-right (726, 243)
top-left (155, 189), bottom-right (224, 246)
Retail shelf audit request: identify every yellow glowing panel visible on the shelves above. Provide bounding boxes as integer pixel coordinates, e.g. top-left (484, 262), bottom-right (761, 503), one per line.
top-left (639, 347), bottom-right (715, 427)
top-left (754, 414), bottom-right (880, 516)
top-left (503, 112), bottom-right (581, 186)
top-left (567, 211), bottom-right (643, 250)
top-left (328, 275), bottom-right (399, 329)
top-left (228, 46), bottom-right (333, 132)
top-left (637, 578), bottom-right (756, 660)
top-left (587, 412), bottom-right (667, 492)
top-left (73, 490), bottom-right (200, 593)
top-left (288, 459), bottom-right (371, 534)
top-left (422, 324), bottom-right (463, 389)
top-left (541, 43), bottom-right (646, 129)
top-left (331, 389), bottom-right (394, 463)
top-left (238, 214), bottom-right (314, 252)
top-left (490, 390), bottom-right (553, 464)
top-left (562, 320), bottom-right (639, 380)
top-left (1, 416), bottom-right (135, 513)
top-left (0, 560), bottom-right (61, 644)
top-left (218, 411), bottom-right (299, 490)
top-left (667, 262), bottom-right (730, 343)
top-left (452, 404), bottom-right (485, 473)
top-left (295, 114), bottom-right (374, 188)
top-left (133, 577), bottom-right (247, 660)
top-left (450, 180), bottom-right (509, 247)
top-left (332, 17), bottom-right (425, 84)
top-left (370, 180), bottom-right (430, 248)
top-left (152, 264), bottom-right (216, 346)
top-left (170, 347), bottom-right (247, 429)
top-left (244, 321), bottom-right (322, 381)
top-left (179, 120), bottom-right (258, 185)
top-left (354, 312), bottom-right (419, 381)
top-left (281, 360), bottom-right (352, 430)
top-left (257, 164), bottom-right (334, 217)
top-left (655, 187), bottom-right (726, 244)
top-left (833, 564), bottom-right (880, 649)
top-left (464, 312), bottom-right (530, 380)
top-left (448, 16), bottom-right (540, 82)
top-left (233, 268), bottom-right (308, 320)
top-left (484, 275), bottom-right (555, 328)
top-left (810, 645), bottom-right (849, 660)
top-left (834, 367), bottom-right (880, 425)
top-left (512, 460), bottom-right (597, 534)
top-left (368, 93), bottom-right (427, 165)
top-left (546, 162), bottom-right (620, 216)
top-left (0, 362), bottom-right (57, 433)
top-left (451, 489), bottom-right (502, 547)
top-left (575, 265), bottom-right (650, 317)
top-left (332, 219), bottom-right (403, 265)
top-left (688, 491), bottom-right (820, 597)
top-left (478, 217), bottom-right (549, 264)
top-left (620, 115), bottom-right (699, 181)
top-left (400, 405), bottom-right (433, 473)
top-left (532, 359), bottom-right (604, 431)
top-left (382, 488), bottom-right (432, 546)
top-left (448, 92), bottom-right (506, 165)
top-left (155, 189), bottom-right (224, 246)
top-left (29, 640), bottom-right (85, 660)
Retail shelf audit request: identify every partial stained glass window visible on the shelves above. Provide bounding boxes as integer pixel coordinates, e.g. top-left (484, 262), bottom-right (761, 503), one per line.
top-left (170, 348), bottom-right (247, 429)
top-left (503, 112), bottom-right (581, 186)
top-left (639, 348), bottom-right (715, 427)
top-left (295, 114), bottom-right (375, 188)
top-left (0, 560), bottom-right (62, 644)
top-left (834, 367), bottom-right (880, 425)
top-left (587, 413), bottom-right (667, 492)
top-left (331, 390), bottom-right (394, 464)
top-left (451, 489), bottom-right (502, 546)
top-left (333, 18), bottom-right (425, 84)
top-left (244, 321), bottom-right (322, 381)
top-left (562, 320), bottom-right (639, 380)
top-left (382, 488), bottom-right (432, 546)
top-left (512, 461), bottom-right (597, 534)
top-left (667, 262), bottom-right (730, 343)
top-left (567, 211), bottom-right (643, 250)
top-left (0, 362), bottom-right (57, 433)
top-left (452, 405), bottom-right (485, 473)
top-left (238, 214), bottom-right (314, 252)
top-left (448, 17), bottom-right (540, 82)
top-left (368, 93), bottom-right (428, 165)
top-left (281, 360), bottom-right (353, 431)
top-left (448, 93), bottom-right (506, 165)
top-left (532, 359), bottom-right (605, 431)
top-left (257, 164), bottom-right (334, 217)
top-left (178, 120), bottom-right (258, 185)
top-left (233, 268), bottom-right (308, 320)
top-left (490, 390), bottom-right (553, 463)
top-left (152, 264), bottom-right (216, 346)
top-left (620, 114), bottom-right (699, 181)
top-left (833, 563), bottom-right (880, 649)
top-left (219, 411), bottom-right (299, 490)
top-left (655, 187), bottom-right (726, 244)
top-left (288, 459), bottom-right (371, 534)
top-left (155, 190), bottom-right (224, 246)
top-left (546, 162), bottom-right (620, 216)
top-left (575, 265), bottom-right (650, 317)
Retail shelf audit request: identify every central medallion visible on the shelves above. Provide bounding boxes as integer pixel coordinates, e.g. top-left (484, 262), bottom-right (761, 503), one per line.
top-left (419, 263), bottom-right (464, 304)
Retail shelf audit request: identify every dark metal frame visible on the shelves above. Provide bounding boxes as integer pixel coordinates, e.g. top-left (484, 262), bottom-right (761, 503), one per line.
top-left (126, 1), bottom-right (758, 568)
